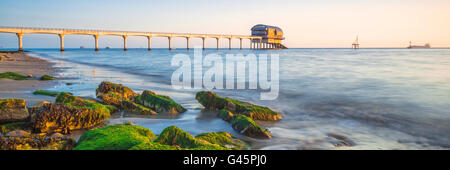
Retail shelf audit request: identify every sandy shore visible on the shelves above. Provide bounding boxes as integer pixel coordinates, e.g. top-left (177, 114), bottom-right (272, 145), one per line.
top-left (0, 51), bottom-right (57, 106)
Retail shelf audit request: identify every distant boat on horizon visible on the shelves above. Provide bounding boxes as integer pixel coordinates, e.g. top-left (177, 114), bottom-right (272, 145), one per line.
top-left (105, 46), bottom-right (110, 49)
top-left (80, 46), bottom-right (86, 49)
top-left (407, 41), bottom-right (431, 49)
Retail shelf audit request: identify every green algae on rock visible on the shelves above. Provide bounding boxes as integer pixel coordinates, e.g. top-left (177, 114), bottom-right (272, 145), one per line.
top-left (0, 99), bottom-right (29, 124)
top-left (232, 115), bottom-right (271, 139)
top-left (195, 91), bottom-right (282, 121)
top-left (155, 126), bottom-right (227, 150)
top-left (218, 109), bottom-right (235, 122)
top-left (122, 100), bottom-right (158, 115)
top-left (0, 72), bottom-right (28, 80)
top-left (74, 125), bottom-right (156, 150)
top-left (0, 122), bottom-right (30, 134)
top-left (33, 90), bottom-right (72, 97)
top-left (135, 90), bottom-right (186, 114)
top-left (96, 81), bottom-right (137, 106)
top-left (0, 135), bottom-right (75, 150)
top-left (196, 131), bottom-right (246, 150)
top-left (40, 75), bottom-right (55, 80)
top-left (74, 125), bottom-right (243, 150)
top-left (31, 93), bottom-right (110, 134)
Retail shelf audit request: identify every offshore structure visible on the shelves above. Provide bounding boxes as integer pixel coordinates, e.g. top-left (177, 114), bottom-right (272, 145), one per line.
top-left (407, 41), bottom-right (431, 49)
top-left (352, 35), bottom-right (360, 49)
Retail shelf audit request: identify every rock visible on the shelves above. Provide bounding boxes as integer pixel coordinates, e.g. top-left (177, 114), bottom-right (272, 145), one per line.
top-left (33, 90), bottom-right (72, 97)
top-left (196, 131), bottom-right (246, 150)
top-left (31, 93), bottom-right (110, 134)
top-left (0, 56), bottom-right (6, 61)
top-left (0, 99), bottom-right (30, 123)
top-left (327, 132), bottom-right (356, 147)
top-left (195, 91), bottom-right (282, 121)
top-left (96, 81), bottom-right (137, 106)
top-left (0, 135), bottom-right (76, 150)
top-left (39, 75), bottom-right (55, 80)
top-left (0, 72), bottom-right (28, 80)
top-left (5, 130), bottom-right (30, 137)
top-left (27, 74), bottom-right (33, 78)
top-left (0, 122), bottom-right (30, 134)
top-left (231, 115), bottom-right (271, 139)
top-left (122, 100), bottom-right (157, 115)
top-left (49, 133), bottom-right (65, 138)
top-left (74, 124), bottom-right (156, 150)
top-left (155, 126), bottom-right (227, 150)
top-left (135, 90), bottom-right (186, 114)
top-left (218, 109), bottom-right (235, 122)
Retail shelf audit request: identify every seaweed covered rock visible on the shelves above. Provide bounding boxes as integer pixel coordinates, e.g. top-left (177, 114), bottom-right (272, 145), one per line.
top-left (196, 132), bottom-right (246, 150)
top-left (39, 75), bottom-right (55, 80)
top-left (122, 100), bottom-right (157, 115)
top-left (0, 122), bottom-right (30, 134)
top-left (135, 90), bottom-right (186, 114)
top-left (0, 135), bottom-right (75, 150)
top-left (0, 72), bottom-right (28, 80)
top-left (195, 91), bottom-right (282, 121)
top-left (231, 115), bottom-right (271, 139)
top-left (33, 90), bottom-right (72, 97)
top-left (0, 99), bottom-right (29, 123)
top-left (74, 125), bottom-right (156, 150)
top-left (31, 93), bottom-right (110, 134)
top-left (96, 81), bottom-right (137, 106)
top-left (155, 126), bottom-right (226, 150)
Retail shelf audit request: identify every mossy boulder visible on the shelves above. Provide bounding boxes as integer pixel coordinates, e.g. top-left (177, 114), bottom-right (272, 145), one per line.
top-left (31, 93), bottom-right (110, 134)
top-left (0, 99), bottom-right (29, 123)
top-left (40, 75), bottom-right (55, 80)
top-left (122, 100), bottom-right (157, 115)
top-left (96, 81), bottom-right (137, 106)
top-left (0, 72), bottom-right (28, 80)
top-left (196, 132), bottom-right (246, 150)
top-left (33, 90), bottom-right (72, 97)
top-left (0, 135), bottom-right (75, 150)
top-left (155, 126), bottom-right (227, 150)
top-left (231, 115), bottom-right (271, 139)
top-left (0, 122), bottom-right (30, 134)
top-left (74, 125), bottom-right (156, 150)
top-left (135, 90), bottom-right (186, 114)
top-left (195, 91), bottom-right (282, 121)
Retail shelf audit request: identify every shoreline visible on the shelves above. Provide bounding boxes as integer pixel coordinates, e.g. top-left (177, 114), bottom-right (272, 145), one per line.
top-left (0, 51), bottom-right (58, 106)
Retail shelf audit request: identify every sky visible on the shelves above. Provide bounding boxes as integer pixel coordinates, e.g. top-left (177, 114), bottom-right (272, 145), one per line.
top-left (0, 0), bottom-right (449, 48)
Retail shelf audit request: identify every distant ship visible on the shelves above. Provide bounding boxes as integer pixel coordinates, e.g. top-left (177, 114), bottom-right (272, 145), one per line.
top-left (407, 41), bottom-right (430, 49)
top-left (80, 46), bottom-right (86, 49)
top-left (105, 46), bottom-right (110, 49)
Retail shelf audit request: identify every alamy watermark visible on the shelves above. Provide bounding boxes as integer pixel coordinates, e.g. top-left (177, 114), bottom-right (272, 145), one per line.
top-left (171, 47), bottom-right (279, 100)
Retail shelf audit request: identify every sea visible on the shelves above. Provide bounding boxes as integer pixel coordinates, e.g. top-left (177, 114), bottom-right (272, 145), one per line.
top-left (19, 48), bottom-right (450, 149)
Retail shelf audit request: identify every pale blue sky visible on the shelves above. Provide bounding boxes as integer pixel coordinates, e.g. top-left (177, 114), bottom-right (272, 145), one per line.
top-left (1, 0), bottom-right (449, 48)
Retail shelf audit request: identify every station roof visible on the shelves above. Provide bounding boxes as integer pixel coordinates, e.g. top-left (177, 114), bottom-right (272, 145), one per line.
top-left (251, 24), bottom-right (283, 32)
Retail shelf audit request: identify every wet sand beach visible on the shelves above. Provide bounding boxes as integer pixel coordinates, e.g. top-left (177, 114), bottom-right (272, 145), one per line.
top-left (0, 51), bottom-right (57, 106)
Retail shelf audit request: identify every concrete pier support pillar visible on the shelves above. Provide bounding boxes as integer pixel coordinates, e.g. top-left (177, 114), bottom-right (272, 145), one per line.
top-left (239, 38), bottom-right (243, 50)
top-left (123, 35), bottom-right (128, 51)
top-left (186, 37), bottom-right (190, 50)
top-left (16, 33), bottom-right (24, 51)
top-left (94, 35), bottom-right (100, 51)
top-left (59, 34), bottom-right (65, 51)
top-left (147, 36), bottom-right (152, 50)
top-left (250, 39), bottom-right (252, 50)
top-left (202, 37), bottom-right (206, 50)
top-left (168, 36), bottom-right (172, 50)
top-left (228, 38), bottom-right (232, 50)
top-left (216, 38), bottom-right (220, 50)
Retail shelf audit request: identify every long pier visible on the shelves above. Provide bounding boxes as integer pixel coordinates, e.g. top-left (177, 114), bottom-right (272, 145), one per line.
top-left (0, 26), bottom-right (266, 51)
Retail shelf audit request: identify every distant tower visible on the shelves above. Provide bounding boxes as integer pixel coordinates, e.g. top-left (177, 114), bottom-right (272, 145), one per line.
top-left (352, 36), bottom-right (360, 49)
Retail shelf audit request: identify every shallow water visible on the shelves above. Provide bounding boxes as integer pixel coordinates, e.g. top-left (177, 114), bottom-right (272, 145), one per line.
top-left (26, 48), bottom-right (450, 150)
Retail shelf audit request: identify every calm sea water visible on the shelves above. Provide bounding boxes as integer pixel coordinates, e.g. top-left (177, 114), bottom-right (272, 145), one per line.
top-left (25, 48), bottom-right (450, 150)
